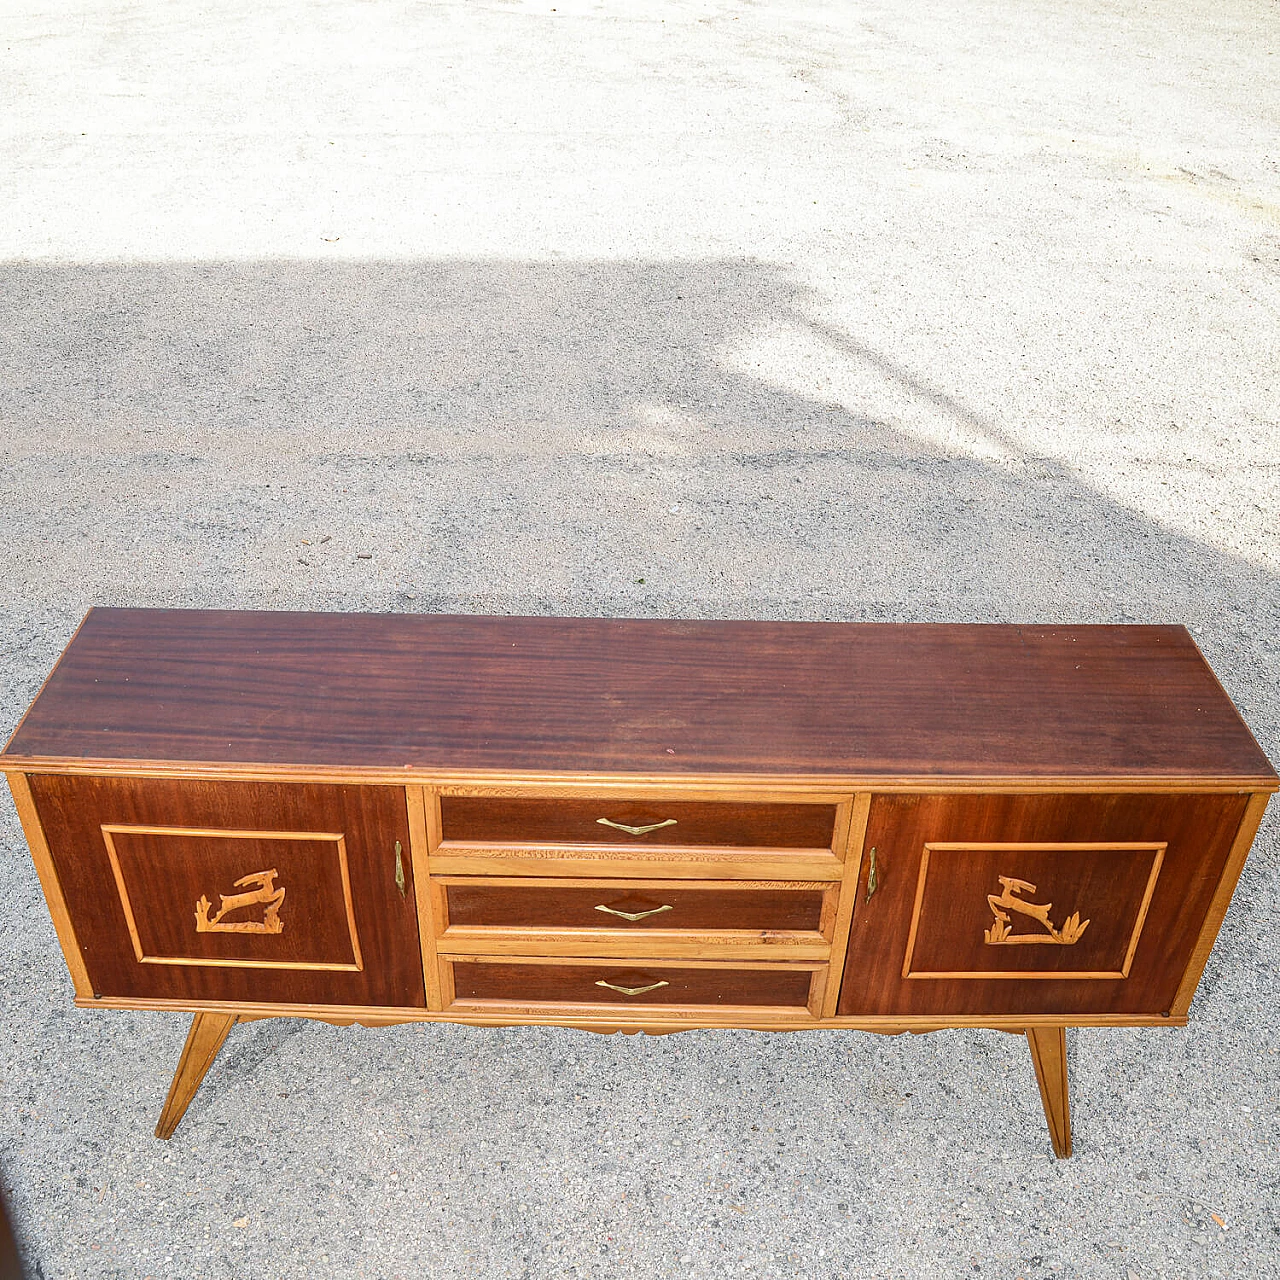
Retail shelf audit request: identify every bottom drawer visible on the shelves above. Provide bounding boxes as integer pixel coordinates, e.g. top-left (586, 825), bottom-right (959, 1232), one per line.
top-left (448, 959), bottom-right (817, 1010)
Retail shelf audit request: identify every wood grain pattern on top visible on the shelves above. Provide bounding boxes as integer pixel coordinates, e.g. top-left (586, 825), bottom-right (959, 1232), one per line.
top-left (2, 609), bottom-right (1275, 782)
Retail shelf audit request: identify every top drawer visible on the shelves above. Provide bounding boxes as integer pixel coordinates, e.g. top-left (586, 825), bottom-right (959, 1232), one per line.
top-left (439, 798), bottom-right (838, 850)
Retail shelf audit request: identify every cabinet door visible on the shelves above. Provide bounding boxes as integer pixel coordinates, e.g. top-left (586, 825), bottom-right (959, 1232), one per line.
top-left (838, 793), bottom-right (1249, 1018)
top-left (29, 775), bottom-right (426, 1009)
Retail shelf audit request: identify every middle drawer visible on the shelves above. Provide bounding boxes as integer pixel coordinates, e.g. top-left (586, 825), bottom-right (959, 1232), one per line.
top-left (433, 877), bottom-right (835, 960)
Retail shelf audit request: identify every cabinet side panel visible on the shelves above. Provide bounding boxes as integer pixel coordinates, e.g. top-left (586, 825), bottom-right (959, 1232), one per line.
top-left (1170, 790), bottom-right (1271, 1016)
top-left (28, 775), bottom-right (427, 1009)
top-left (838, 792), bottom-right (1248, 1018)
top-left (7, 772), bottom-right (94, 998)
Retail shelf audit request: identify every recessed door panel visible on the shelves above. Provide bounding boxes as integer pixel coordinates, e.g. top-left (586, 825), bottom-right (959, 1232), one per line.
top-left (104, 826), bottom-right (363, 972)
top-left (902, 842), bottom-right (1165, 980)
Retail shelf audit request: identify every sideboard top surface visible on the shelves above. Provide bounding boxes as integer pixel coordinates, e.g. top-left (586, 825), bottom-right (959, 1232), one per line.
top-left (2, 609), bottom-right (1274, 785)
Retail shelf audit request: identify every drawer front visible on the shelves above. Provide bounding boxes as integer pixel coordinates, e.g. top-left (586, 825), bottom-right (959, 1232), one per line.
top-left (838, 792), bottom-right (1250, 1018)
top-left (439, 797), bottom-right (837, 850)
top-left (442, 881), bottom-right (827, 932)
top-left (28, 774), bottom-right (426, 1009)
top-left (449, 959), bottom-right (815, 1009)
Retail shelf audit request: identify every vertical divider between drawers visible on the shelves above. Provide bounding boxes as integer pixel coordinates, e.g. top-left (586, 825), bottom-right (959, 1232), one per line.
top-left (407, 785), bottom-right (445, 1011)
top-left (424, 788), bottom-right (460, 1007)
top-left (818, 793), bottom-right (873, 1019)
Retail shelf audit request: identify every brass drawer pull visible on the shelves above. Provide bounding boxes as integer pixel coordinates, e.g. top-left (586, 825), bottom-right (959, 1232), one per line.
top-left (394, 841), bottom-right (406, 900)
top-left (594, 903), bottom-right (674, 922)
top-left (596, 817), bottom-right (678, 836)
top-left (595, 979), bottom-right (670, 996)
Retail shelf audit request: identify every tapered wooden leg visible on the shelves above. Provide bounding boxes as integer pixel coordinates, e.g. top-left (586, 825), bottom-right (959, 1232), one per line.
top-left (155, 1013), bottom-right (238, 1140)
top-left (1026, 1026), bottom-right (1072, 1158)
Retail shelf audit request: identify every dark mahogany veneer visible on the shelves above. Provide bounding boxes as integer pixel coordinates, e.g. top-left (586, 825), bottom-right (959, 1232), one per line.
top-left (2, 609), bottom-right (1274, 1155)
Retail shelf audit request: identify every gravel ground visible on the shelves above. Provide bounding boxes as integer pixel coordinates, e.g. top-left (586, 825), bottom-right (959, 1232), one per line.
top-left (2, 0), bottom-right (1279, 1276)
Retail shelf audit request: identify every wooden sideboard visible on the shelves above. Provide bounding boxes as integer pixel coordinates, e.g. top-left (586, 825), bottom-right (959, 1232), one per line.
top-left (3, 609), bottom-right (1275, 1155)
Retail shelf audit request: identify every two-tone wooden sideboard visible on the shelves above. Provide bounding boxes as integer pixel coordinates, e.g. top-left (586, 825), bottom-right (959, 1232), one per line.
top-left (2, 610), bottom-right (1274, 1154)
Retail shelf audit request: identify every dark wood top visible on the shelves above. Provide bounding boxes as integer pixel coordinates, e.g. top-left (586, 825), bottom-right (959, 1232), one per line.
top-left (2, 609), bottom-right (1275, 784)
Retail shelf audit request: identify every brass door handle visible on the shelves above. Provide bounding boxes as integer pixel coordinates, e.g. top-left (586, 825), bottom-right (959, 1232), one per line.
top-left (394, 841), bottom-right (406, 900)
top-left (596, 817), bottom-right (678, 836)
top-left (594, 903), bottom-right (674, 922)
top-left (865, 846), bottom-right (878, 903)
top-left (595, 979), bottom-right (670, 996)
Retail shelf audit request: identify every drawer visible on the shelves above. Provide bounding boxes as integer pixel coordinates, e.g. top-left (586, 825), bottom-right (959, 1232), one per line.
top-left (448, 958), bottom-right (817, 1010)
top-left (441, 880), bottom-right (827, 932)
top-left (438, 797), bottom-right (837, 850)
top-left (433, 877), bottom-right (834, 959)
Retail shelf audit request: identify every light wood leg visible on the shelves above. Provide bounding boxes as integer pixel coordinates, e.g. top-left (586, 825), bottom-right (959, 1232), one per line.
top-left (155, 1013), bottom-right (239, 1140)
top-left (1026, 1026), bottom-right (1072, 1158)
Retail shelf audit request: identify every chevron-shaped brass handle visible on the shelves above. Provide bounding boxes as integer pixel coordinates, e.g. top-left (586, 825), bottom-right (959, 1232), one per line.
top-left (595, 979), bottom-right (670, 996)
top-left (595, 903), bottom-right (674, 922)
top-left (596, 817), bottom-right (678, 836)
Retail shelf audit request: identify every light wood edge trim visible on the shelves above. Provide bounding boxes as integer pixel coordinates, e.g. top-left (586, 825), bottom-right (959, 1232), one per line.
top-left (447, 998), bottom-right (817, 1022)
top-left (327, 839), bottom-right (363, 967)
top-left (902, 841), bottom-right (1167, 982)
top-left (820, 793), bottom-right (872, 1018)
top-left (433, 876), bottom-right (833, 890)
top-left (0, 609), bottom-right (94, 755)
top-left (424, 789), bottom-right (444, 854)
top-left (101, 824), bottom-right (346, 841)
top-left (434, 932), bottom-right (830, 960)
top-left (924, 840), bottom-right (1169, 851)
top-left (8, 772), bottom-right (94, 999)
top-left (101, 829), bottom-right (146, 964)
top-left (406, 786), bottom-right (443, 1011)
top-left (438, 952), bottom-right (456, 1006)
top-left (900, 844), bottom-right (932, 979)
top-left (422, 787), bottom-right (453, 1006)
top-left (335, 835), bottom-right (363, 972)
top-left (436, 840), bottom-right (838, 859)
top-left (817, 883), bottom-right (840, 941)
top-left (1120, 845), bottom-right (1165, 977)
top-left (431, 879), bottom-right (451, 931)
top-left (73, 993), bottom-right (1191, 1030)
top-left (428, 856), bottom-right (844, 881)
top-left (907, 969), bottom-right (1130, 980)
top-left (830, 799), bottom-right (853, 858)
top-left (440, 954), bottom-right (826, 971)
top-left (140, 956), bottom-right (362, 972)
top-left (3, 758), bottom-right (1275, 794)
top-left (1170, 790), bottom-right (1272, 1017)
top-left (441, 923), bottom-right (831, 940)
top-left (436, 784), bottom-right (850, 802)
top-left (806, 966), bottom-right (828, 1017)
